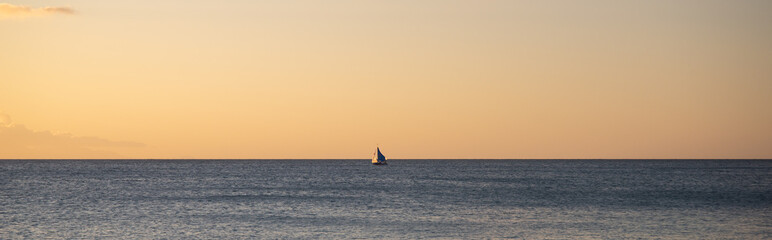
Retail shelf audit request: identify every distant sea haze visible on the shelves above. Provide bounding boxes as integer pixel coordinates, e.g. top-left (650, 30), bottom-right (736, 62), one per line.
top-left (1, 160), bottom-right (770, 239)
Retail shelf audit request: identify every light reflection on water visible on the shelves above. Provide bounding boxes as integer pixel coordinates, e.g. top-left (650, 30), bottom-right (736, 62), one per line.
top-left (1, 160), bottom-right (770, 239)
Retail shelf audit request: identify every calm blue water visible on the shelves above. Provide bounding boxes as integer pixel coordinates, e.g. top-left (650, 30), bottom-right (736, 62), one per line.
top-left (1, 160), bottom-right (770, 239)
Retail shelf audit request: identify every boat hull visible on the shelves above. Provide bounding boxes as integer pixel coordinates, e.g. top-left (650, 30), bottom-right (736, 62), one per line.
top-left (372, 162), bottom-right (387, 165)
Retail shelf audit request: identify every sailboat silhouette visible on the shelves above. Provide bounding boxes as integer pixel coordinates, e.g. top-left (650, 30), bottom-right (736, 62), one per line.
top-left (372, 147), bottom-right (387, 165)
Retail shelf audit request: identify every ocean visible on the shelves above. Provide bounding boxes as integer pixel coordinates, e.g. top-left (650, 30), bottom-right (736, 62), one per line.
top-left (1, 160), bottom-right (770, 239)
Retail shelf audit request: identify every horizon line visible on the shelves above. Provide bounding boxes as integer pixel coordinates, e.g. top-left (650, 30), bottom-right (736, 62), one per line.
top-left (1, 158), bottom-right (770, 160)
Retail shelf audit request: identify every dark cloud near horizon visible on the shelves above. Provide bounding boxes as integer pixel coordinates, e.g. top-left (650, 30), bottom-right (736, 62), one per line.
top-left (0, 113), bottom-right (144, 159)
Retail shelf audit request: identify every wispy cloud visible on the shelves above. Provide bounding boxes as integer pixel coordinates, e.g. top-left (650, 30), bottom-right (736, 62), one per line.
top-left (0, 113), bottom-right (144, 159)
top-left (0, 3), bottom-right (75, 19)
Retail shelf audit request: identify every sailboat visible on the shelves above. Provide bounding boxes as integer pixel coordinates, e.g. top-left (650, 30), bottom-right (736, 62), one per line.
top-left (372, 147), bottom-right (387, 165)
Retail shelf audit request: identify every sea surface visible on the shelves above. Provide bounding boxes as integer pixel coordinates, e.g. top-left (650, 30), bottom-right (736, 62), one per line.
top-left (1, 160), bottom-right (770, 239)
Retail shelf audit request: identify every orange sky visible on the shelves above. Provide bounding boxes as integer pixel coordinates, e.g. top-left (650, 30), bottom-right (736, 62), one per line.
top-left (2, 1), bottom-right (771, 159)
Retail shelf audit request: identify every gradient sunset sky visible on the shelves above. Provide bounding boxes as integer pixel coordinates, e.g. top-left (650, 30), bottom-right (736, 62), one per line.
top-left (1, 0), bottom-right (771, 159)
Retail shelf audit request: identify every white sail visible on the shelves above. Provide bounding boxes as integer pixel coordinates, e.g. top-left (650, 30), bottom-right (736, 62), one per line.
top-left (372, 147), bottom-right (387, 165)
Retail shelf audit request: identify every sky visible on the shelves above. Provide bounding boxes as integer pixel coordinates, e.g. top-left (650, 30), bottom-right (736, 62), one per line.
top-left (1, 0), bottom-right (771, 159)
